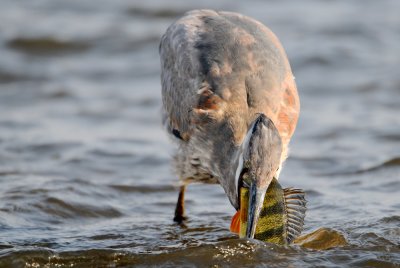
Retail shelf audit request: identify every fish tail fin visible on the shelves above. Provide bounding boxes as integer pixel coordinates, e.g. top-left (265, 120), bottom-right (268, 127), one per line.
top-left (283, 188), bottom-right (307, 244)
top-left (230, 210), bottom-right (241, 234)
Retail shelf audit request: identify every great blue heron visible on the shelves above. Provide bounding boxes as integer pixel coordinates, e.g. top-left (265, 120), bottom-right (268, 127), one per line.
top-left (159, 10), bottom-right (299, 239)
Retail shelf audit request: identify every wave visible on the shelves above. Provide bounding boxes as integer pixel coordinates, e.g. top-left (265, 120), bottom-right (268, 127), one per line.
top-left (1, 237), bottom-right (399, 267)
top-left (318, 157), bottom-right (400, 176)
top-left (7, 37), bottom-right (91, 56)
top-left (34, 197), bottom-right (123, 219)
top-left (108, 184), bottom-right (175, 193)
top-left (126, 7), bottom-right (188, 18)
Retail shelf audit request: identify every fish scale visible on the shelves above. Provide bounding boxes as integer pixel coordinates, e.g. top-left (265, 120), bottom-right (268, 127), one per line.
top-left (237, 178), bottom-right (306, 245)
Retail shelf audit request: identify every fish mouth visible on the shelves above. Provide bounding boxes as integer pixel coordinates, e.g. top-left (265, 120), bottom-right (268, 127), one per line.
top-left (237, 167), bottom-right (249, 206)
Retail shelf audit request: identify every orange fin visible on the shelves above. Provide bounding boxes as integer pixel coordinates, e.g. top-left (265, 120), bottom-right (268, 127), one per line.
top-left (230, 210), bottom-right (241, 234)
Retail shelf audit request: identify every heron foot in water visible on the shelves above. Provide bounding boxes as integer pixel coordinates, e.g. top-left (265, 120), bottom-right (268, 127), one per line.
top-left (173, 214), bottom-right (187, 224)
top-left (173, 185), bottom-right (187, 223)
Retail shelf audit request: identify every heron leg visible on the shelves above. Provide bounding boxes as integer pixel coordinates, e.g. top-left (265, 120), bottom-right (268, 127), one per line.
top-left (173, 185), bottom-right (187, 223)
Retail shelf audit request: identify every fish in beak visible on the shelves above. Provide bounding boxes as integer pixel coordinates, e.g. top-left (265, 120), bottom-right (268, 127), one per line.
top-left (231, 178), bottom-right (307, 245)
top-left (235, 114), bottom-right (283, 239)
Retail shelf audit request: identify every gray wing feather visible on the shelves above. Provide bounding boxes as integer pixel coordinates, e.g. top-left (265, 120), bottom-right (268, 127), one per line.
top-left (160, 10), bottom-right (218, 138)
top-left (160, 9), bottom-right (292, 144)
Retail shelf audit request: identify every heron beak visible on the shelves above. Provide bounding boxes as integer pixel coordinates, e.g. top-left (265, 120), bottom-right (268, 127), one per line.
top-left (238, 114), bottom-right (281, 238)
top-left (245, 182), bottom-right (268, 238)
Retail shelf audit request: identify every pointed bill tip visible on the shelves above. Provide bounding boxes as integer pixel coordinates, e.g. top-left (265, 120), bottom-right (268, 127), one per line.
top-left (245, 182), bottom-right (267, 239)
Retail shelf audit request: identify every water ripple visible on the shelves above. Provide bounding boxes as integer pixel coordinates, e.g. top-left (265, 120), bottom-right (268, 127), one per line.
top-left (32, 197), bottom-right (123, 220)
top-left (108, 184), bottom-right (175, 193)
top-left (7, 37), bottom-right (91, 56)
top-left (318, 156), bottom-right (400, 176)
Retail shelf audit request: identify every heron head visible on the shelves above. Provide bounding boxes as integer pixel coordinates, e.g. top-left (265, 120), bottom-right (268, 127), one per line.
top-left (234, 113), bottom-right (282, 238)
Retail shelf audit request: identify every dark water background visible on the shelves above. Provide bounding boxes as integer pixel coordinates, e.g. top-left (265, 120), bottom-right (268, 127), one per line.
top-left (0, 0), bottom-right (399, 267)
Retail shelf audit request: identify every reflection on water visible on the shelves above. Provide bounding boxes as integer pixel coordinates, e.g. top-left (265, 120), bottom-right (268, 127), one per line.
top-left (0, 0), bottom-right (399, 266)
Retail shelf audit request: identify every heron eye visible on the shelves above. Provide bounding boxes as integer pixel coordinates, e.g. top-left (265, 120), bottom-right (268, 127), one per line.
top-left (172, 129), bottom-right (183, 140)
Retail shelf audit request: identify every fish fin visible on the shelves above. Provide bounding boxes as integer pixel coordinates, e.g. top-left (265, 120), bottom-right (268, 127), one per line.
top-left (230, 210), bottom-right (241, 234)
top-left (283, 188), bottom-right (307, 244)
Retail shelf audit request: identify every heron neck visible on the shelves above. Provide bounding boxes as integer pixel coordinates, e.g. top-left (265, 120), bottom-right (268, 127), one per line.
top-left (217, 147), bottom-right (242, 210)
